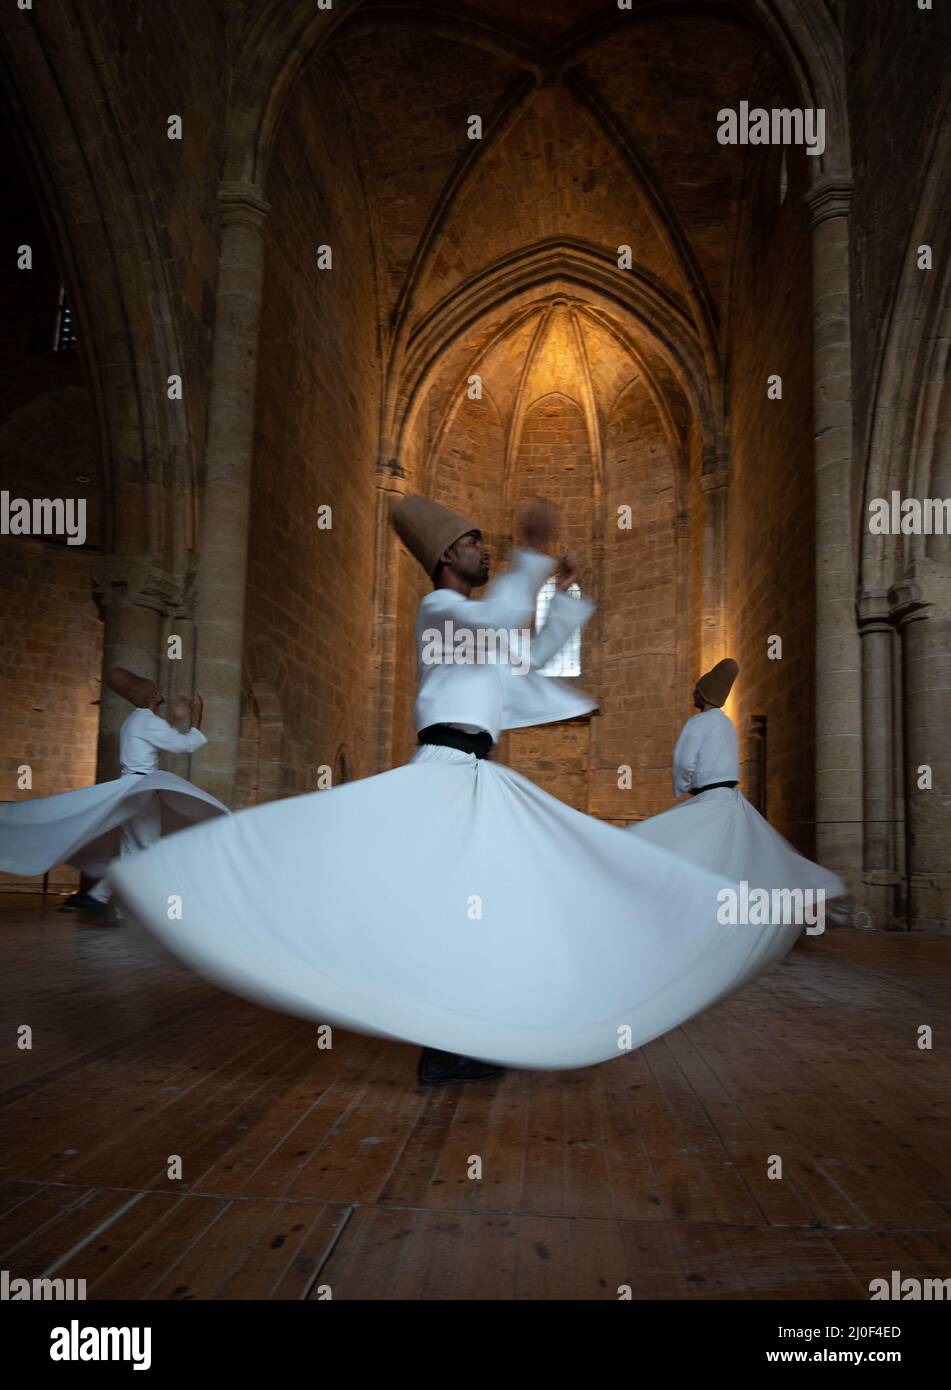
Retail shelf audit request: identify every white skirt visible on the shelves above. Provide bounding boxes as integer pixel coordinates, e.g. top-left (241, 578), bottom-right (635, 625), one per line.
top-left (628, 787), bottom-right (845, 989)
top-left (109, 746), bottom-right (813, 1070)
top-left (627, 786), bottom-right (844, 893)
top-left (0, 773), bottom-right (229, 879)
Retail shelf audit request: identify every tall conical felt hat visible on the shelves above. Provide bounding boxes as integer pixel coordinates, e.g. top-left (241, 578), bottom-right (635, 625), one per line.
top-left (390, 494), bottom-right (477, 578)
top-left (695, 657), bottom-right (738, 708)
top-left (105, 666), bottom-right (155, 709)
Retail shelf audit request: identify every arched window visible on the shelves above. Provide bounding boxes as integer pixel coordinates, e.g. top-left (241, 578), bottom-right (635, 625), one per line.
top-left (536, 578), bottom-right (582, 677)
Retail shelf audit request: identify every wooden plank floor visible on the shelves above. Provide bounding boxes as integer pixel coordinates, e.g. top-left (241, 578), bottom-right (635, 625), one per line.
top-left (1, 893), bottom-right (949, 1300)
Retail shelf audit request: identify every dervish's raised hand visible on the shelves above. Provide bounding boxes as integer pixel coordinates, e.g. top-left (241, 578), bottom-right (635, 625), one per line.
top-left (519, 497), bottom-right (558, 553)
top-left (554, 552), bottom-right (579, 591)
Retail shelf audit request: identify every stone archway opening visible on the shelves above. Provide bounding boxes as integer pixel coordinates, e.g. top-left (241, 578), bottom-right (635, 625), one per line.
top-left (396, 283), bottom-right (697, 822)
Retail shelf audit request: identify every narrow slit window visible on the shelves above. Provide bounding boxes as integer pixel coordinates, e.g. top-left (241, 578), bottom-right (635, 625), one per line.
top-left (54, 285), bottom-right (77, 351)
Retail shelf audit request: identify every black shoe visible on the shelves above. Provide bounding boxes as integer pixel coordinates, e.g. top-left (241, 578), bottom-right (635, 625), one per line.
top-left (417, 1046), bottom-right (504, 1087)
top-left (57, 892), bottom-right (109, 919)
top-left (58, 892), bottom-right (101, 913)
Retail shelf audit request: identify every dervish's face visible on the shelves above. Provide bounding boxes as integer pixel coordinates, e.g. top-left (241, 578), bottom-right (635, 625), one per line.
top-left (448, 530), bottom-right (490, 586)
top-left (146, 684), bottom-right (164, 713)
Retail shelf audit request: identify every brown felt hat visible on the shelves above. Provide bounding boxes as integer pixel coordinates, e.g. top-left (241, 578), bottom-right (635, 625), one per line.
top-left (105, 666), bottom-right (157, 709)
top-left (390, 494), bottom-right (478, 578)
top-left (695, 658), bottom-right (738, 708)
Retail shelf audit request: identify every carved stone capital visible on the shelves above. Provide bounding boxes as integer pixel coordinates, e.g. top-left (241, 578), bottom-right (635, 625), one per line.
top-left (805, 176), bottom-right (853, 228)
top-left (91, 556), bottom-right (192, 619)
top-left (218, 181), bottom-right (271, 232)
top-left (856, 588), bottom-right (893, 634)
top-left (376, 455), bottom-right (405, 478)
top-left (699, 466), bottom-right (730, 497)
top-left (889, 559), bottom-right (951, 625)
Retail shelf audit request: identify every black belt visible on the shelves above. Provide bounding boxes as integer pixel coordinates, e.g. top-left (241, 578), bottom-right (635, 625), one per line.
top-left (418, 724), bottom-right (493, 760)
top-left (691, 780), bottom-right (738, 796)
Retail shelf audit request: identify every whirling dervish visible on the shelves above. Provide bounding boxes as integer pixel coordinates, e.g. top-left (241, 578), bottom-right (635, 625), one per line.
top-left (106, 493), bottom-right (824, 1077)
top-left (627, 657), bottom-right (845, 949)
top-left (0, 668), bottom-right (229, 918)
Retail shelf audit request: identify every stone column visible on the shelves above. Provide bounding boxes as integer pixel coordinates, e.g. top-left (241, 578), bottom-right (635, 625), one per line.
top-left (805, 177), bottom-right (862, 880)
top-left (91, 559), bottom-right (181, 778)
top-left (674, 508), bottom-right (690, 711)
top-left (161, 612), bottom-right (198, 781)
top-left (369, 459), bottom-right (407, 774)
top-left (191, 182), bottom-right (270, 806)
top-left (891, 563), bottom-right (951, 931)
top-left (698, 463), bottom-right (729, 667)
top-left (857, 589), bottom-right (899, 924)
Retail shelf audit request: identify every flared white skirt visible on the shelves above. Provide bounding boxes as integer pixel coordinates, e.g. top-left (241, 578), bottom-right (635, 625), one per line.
top-left (627, 787), bottom-right (844, 894)
top-left (628, 787), bottom-right (845, 992)
top-left (108, 746), bottom-right (813, 1069)
top-left (0, 773), bottom-right (229, 879)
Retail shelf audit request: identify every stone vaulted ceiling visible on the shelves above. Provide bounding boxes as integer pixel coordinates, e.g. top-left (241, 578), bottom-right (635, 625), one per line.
top-left (327, 2), bottom-right (779, 331)
top-left (319, 0), bottom-right (787, 461)
top-left (418, 297), bottom-right (690, 493)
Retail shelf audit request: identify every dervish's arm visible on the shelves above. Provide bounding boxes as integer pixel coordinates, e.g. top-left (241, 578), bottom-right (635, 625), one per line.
top-left (141, 708), bottom-right (207, 755)
top-left (672, 720), bottom-right (701, 797)
top-left (421, 549), bottom-right (554, 636)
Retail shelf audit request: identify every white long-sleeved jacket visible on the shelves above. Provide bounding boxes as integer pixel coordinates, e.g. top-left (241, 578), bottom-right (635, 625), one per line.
top-left (119, 707), bottom-right (207, 773)
top-left (672, 707), bottom-right (739, 797)
top-left (412, 549), bottom-right (597, 742)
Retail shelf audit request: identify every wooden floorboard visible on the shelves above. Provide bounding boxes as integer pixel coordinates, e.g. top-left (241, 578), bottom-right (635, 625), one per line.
top-left (2, 895), bottom-right (950, 1299)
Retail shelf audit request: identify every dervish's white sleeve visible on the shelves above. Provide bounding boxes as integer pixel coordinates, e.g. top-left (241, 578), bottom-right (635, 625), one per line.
top-left (420, 549), bottom-right (554, 636)
top-left (672, 719), bottom-right (701, 797)
top-left (141, 711), bottom-right (208, 755)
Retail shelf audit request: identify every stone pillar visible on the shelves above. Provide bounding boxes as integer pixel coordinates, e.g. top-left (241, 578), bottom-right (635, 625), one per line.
top-left (369, 459), bottom-right (407, 774)
top-left (91, 560), bottom-right (182, 778)
top-left (891, 563), bottom-right (951, 931)
top-left (191, 183), bottom-right (270, 806)
top-left (674, 508), bottom-right (690, 711)
top-left (586, 517), bottom-right (606, 794)
top-left (698, 463), bottom-right (729, 667)
top-left (805, 177), bottom-right (862, 880)
top-left (161, 613), bottom-right (198, 781)
top-left (857, 589), bottom-right (900, 924)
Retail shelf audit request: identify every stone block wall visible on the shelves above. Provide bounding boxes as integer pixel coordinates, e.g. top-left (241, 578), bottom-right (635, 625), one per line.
top-left (247, 56), bottom-right (381, 798)
top-left (724, 142), bottom-right (816, 854)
